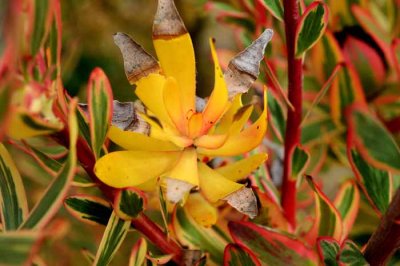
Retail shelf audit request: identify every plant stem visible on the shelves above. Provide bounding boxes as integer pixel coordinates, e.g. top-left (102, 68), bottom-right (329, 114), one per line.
top-left (281, 0), bottom-right (303, 227)
top-left (364, 188), bottom-right (400, 265)
top-left (52, 128), bottom-right (183, 263)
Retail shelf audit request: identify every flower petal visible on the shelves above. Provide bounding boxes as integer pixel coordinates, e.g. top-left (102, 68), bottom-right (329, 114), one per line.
top-left (188, 112), bottom-right (203, 139)
top-left (216, 153), bottom-right (268, 182)
top-left (197, 90), bottom-right (267, 157)
top-left (201, 39), bottom-right (229, 133)
top-left (194, 134), bottom-right (227, 149)
top-left (166, 147), bottom-right (199, 186)
top-left (185, 193), bottom-right (217, 227)
top-left (135, 73), bottom-right (173, 127)
top-left (163, 77), bottom-right (187, 135)
top-left (198, 162), bottom-right (243, 203)
top-left (94, 150), bottom-right (181, 188)
top-left (153, 0), bottom-right (195, 117)
top-left (214, 94), bottom-right (242, 134)
top-left (108, 126), bottom-right (181, 151)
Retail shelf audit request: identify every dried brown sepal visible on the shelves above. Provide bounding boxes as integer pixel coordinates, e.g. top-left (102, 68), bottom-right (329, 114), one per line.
top-left (224, 29), bottom-right (274, 99)
top-left (112, 100), bottom-right (150, 135)
top-left (113, 32), bottom-right (160, 84)
top-left (165, 177), bottom-right (194, 203)
top-left (224, 187), bottom-right (258, 218)
top-left (153, 0), bottom-right (187, 38)
top-left (182, 250), bottom-right (203, 266)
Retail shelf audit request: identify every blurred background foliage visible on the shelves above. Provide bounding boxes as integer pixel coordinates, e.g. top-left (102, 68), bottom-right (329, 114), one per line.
top-left (60, 0), bottom-right (235, 102)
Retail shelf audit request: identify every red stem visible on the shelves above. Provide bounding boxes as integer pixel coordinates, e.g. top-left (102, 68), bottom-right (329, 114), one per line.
top-left (363, 188), bottom-right (400, 265)
top-left (281, 0), bottom-right (303, 227)
top-left (52, 128), bottom-right (183, 263)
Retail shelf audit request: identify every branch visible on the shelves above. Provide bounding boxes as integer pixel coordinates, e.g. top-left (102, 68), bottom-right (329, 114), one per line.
top-left (52, 127), bottom-right (183, 263)
top-left (364, 188), bottom-right (400, 265)
top-left (280, 0), bottom-right (304, 227)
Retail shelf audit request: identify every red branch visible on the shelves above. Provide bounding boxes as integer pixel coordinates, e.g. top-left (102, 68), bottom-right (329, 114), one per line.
top-left (52, 128), bottom-right (183, 263)
top-left (281, 0), bottom-right (303, 227)
top-left (364, 188), bottom-right (400, 265)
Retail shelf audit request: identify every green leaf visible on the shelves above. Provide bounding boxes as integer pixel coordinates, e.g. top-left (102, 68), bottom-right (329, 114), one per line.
top-left (305, 176), bottom-right (342, 242)
top-left (64, 195), bottom-right (112, 226)
top-left (72, 174), bottom-right (97, 187)
top-left (0, 231), bottom-right (41, 266)
top-left (76, 104), bottom-right (91, 145)
top-left (260, 0), bottom-right (284, 21)
top-left (317, 237), bottom-right (340, 266)
top-left (229, 221), bottom-right (318, 266)
top-left (158, 187), bottom-right (169, 235)
top-left (88, 68), bottom-right (113, 159)
top-left (349, 149), bottom-right (390, 213)
top-left (129, 238), bottom-right (147, 266)
top-left (334, 181), bottom-right (360, 239)
top-left (301, 116), bottom-right (343, 146)
top-left (223, 243), bottom-right (261, 266)
top-left (290, 146), bottom-right (309, 181)
top-left (25, 144), bottom-right (63, 176)
top-left (339, 240), bottom-right (368, 266)
top-left (0, 86), bottom-right (11, 138)
top-left (0, 144), bottom-right (28, 230)
top-left (20, 100), bottom-right (78, 229)
top-left (350, 108), bottom-right (400, 172)
top-left (114, 188), bottom-right (145, 220)
top-left (295, 2), bottom-right (329, 57)
top-left (93, 211), bottom-right (130, 266)
top-left (267, 90), bottom-right (286, 142)
top-left (173, 206), bottom-right (227, 265)
top-left (31, 0), bottom-right (49, 55)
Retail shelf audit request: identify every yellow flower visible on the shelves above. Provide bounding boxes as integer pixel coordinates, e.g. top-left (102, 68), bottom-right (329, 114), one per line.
top-left (94, 0), bottom-right (273, 216)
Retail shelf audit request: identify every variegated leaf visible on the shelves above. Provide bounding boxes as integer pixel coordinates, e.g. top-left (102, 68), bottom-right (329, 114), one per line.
top-left (223, 243), bottom-right (261, 266)
top-left (0, 143), bottom-right (28, 230)
top-left (88, 68), bottom-right (113, 159)
top-left (229, 221), bottom-right (318, 265)
top-left (114, 188), bottom-right (146, 220)
top-left (93, 211), bottom-right (131, 266)
top-left (0, 231), bottom-right (41, 266)
top-left (64, 195), bottom-right (112, 226)
top-left (173, 206), bottom-right (227, 265)
top-left (305, 176), bottom-right (342, 243)
top-left (20, 100), bottom-right (78, 229)
top-left (295, 2), bottom-right (329, 57)
top-left (129, 238), bottom-right (147, 266)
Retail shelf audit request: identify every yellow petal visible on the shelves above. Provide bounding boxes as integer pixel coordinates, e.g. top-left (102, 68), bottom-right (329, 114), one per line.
top-left (136, 177), bottom-right (159, 192)
top-left (201, 39), bottom-right (229, 133)
top-left (229, 105), bottom-right (255, 135)
top-left (188, 112), bottom-right (203, 139)
top-left (166, 148), bottom-right (198, 186)
top-left (216, 153), bottom-right (268, 182)
top-left (153, 33), bottom-right (196, 116)
top-left (108, 126), bottom-right (181, 151)
top-left (197, 90), bottom-right (267, 157)
top-left (194, 134), bottom-right (227, 149)
top-left (163, 77), bottom-right (187, 135)
top-left (139, 113), bottom-right (192, 148)
top-left (214, 94), bottom-right (243, 134)
top-left (94, 150), bottom-right (180, 188)
top-left (135, 73), bottom-right (172, 127)
top-left (184, 193), bottom-right (217, 227)
top-left (198, 162), bottom-right (243, 203)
